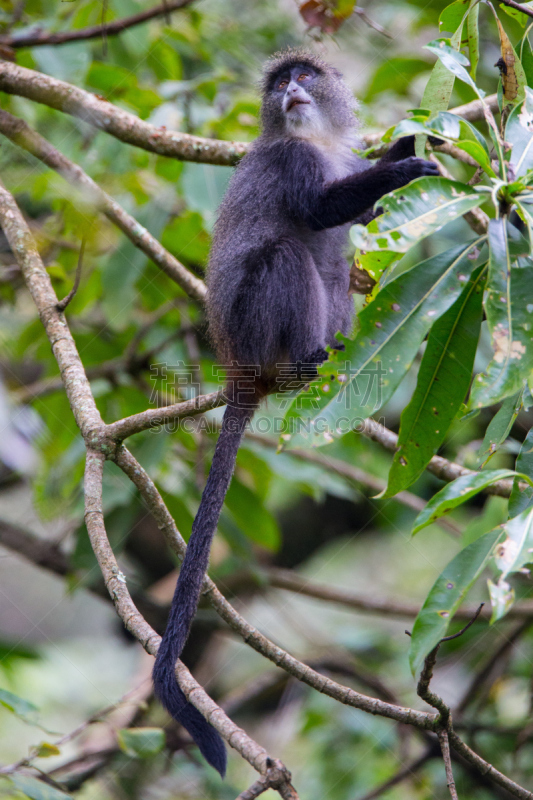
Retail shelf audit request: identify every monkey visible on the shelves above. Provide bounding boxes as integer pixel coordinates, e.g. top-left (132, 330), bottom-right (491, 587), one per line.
top-left (152, 49), bottom-right (439, 776)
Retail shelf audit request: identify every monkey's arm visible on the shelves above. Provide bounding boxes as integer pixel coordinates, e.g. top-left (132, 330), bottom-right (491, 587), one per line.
top-left (304, 157), bottom-right (439, 231)
top-left (380, 134), bottom-right (443, 164)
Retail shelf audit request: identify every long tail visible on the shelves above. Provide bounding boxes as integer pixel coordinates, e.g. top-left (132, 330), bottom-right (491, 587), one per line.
top-left (153, 403), bottom-right (255, 776)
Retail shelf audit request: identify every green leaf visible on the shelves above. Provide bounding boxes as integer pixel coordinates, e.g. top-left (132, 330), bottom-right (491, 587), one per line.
top-left (424, 38), bottom-right (484, 99)
top-left (419, 22), bottom-right (466, 153)
top-left (412, 469), bottom-right (531, 534)
top-left (8, 773), bottom-right (72, 800)
top-left (117, 727), bottom-right (166, 759)
top-left (350, 178), bottom-right (483, 253)
top-left (477, 390), bottom-right (523, 468)
top-left (506, 87), bottom-right (533, 178)
top-left (0, 687), bottom-right (39, 725)
top-left (439, 1), bottom-right (471, 34)
top-left (409, 529), bottom-right (502, 676)
top-left (501, 1), bottom-right (533, 26)
top-left (519, 32), bottom-right (533, 87)
top-left (384, 265), bottom-right (485, 497)
top-left (510, 426), bottom-right (533, 516)
top-left (281, 239), bottom-right (484, 450)
top-left (468, 1), bottom-right (480, 80)
top-left (469, 219), bottom-right (533, 409)
top-left (225, 479), bottom-right (281, 551)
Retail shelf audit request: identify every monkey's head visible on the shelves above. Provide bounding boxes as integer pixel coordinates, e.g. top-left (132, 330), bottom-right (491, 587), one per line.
top-left (260, 49), bottom-right (356, 139)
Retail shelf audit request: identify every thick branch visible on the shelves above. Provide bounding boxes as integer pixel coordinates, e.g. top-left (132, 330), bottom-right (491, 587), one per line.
top-left (0, 0), bottom-right (194, 48)
top-left (0, 180), bottom-right (103, 441)
top-left (0, 61), bottom-right (247, 166)
top-left (83, 450), bottom-right (297, 793)
top-left (0, 109), bottom-right (206, 302)
top-left (0, 60), bottom-right (496, 166)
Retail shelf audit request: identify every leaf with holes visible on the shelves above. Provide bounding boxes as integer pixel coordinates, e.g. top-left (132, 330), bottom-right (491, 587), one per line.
top-left (510, 426), bottom-right (533, 516)
top-left (507, 87), bottom-right (533, 178)
top-left (350, 177), bottom-right (483, 253)
top-left (469, 219), bottom-right (533, 409)
top-left (409, 528), bottom-right (503, 676)
top-left (477, 390), bottom-right (524, 468)
top-left (424, 38), bottom-right (484, 98)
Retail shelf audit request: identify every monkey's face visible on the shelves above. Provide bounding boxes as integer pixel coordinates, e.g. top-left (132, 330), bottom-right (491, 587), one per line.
top-left (261, 58), bottom-right (355, 139)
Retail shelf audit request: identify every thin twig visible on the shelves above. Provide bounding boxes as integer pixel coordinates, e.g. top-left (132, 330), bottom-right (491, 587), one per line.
top-left (438, 730), bottom-right (459, 800)
top-left (0, 0), bottom-right (195, 47)
top-left (56, 238), bottom-right (85, 311)
top-left (353, 7), bottom-right (392, 37)
top-left (267, 569), bottom-right (499, 620)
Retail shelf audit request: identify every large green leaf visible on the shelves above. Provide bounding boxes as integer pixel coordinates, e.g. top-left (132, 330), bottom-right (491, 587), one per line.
top-left (510, 426), bottom-right (533, 516)
top-left (281, 239), bottom-right (484, 450)
top-left (417, 21), bottom-right (466, 157)
top-left (350, 178), bottom-right (483, 253)
top-left (507, 87), bottom-right (533, 178)
top-left (467, 0), bottom-right (480, 80)
top-left (384, 265), bottom-right (485, 497)
top-left (409, 528), bottom-right (503, 676)
top-left (469, 219), bottom-right (533, 409)
top-left (412, 469), bottom-right (532, 534)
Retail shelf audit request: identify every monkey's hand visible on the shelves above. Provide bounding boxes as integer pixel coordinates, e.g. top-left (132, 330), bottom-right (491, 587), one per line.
top-left (390, 156), bottom-right (439, 189)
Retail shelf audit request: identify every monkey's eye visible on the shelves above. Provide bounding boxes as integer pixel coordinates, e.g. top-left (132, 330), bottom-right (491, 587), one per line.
top-left (297, 73), bottom-right (309, 81)
top-left (278, 79), bottom-right (288, 89)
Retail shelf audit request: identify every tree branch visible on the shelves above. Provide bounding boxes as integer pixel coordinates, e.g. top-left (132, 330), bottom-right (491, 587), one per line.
top-left (0, 0), bottom-right (195, 48)
top-left (0, 109), bottom-right (206, 302)
top-left (0, 61), bottom-right (247, 166)
top-left (498, 0), bottom-right (533, 20)
top-left (0, 59), bottom-right (497, 166)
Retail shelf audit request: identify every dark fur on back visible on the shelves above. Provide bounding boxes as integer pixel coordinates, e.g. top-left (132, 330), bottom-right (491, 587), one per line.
top-left (153, 50), bottom-right (439, 776)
